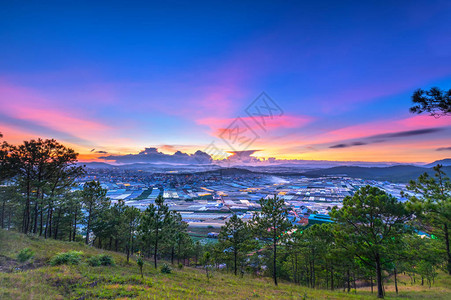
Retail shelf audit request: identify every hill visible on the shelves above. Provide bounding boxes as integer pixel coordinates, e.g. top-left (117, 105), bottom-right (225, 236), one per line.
top-left (424, 158), bottom-right (451, 167)
top-left (300, 165), bottom-right (451, 183)
top-left (187, 167), bottom-right (255, 176)
top-left (1, 230), bottom-right (450, 299)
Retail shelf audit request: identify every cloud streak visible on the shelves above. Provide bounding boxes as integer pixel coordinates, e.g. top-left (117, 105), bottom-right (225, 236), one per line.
top-left (329, 128), bottom-right (445, 149)
top-left (329, 141), bottom-right (367, 149)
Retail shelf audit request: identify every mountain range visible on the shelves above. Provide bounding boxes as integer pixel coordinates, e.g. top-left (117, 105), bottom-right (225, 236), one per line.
top-left (78, 158), bottom-right (451, 183)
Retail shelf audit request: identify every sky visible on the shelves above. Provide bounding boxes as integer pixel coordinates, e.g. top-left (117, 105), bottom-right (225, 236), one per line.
top-left (0, 0), bottom-right (450, 163)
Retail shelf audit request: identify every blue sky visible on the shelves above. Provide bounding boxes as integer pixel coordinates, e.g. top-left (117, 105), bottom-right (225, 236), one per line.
top-left (1, 0), bottom-right (450, 162)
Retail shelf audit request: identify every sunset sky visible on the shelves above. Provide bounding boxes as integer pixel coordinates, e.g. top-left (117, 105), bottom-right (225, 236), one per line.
top-left (1, 1), bottom-right (450, 163)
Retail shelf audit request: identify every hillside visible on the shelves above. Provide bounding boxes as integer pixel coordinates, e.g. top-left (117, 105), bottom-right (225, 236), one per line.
top-left (425, 158), bottom-right (451, 167)
top-left (300, 165), bottom-right (451, 183)
top-left (1, 230), bottom-right (450, 299)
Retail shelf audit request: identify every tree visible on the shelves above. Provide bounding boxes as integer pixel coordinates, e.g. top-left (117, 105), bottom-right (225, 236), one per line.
top-left (175, 231), bottom-right (193, 266)
top-left (66, 191), bottom-right (83, 242)
top-left (8, 139), bottom-right (82, 235)
top-left (330, 186), bottom-right (413, 298)
top-left (139, 195), bottom-right (172, 268)
top-left (202, 251), bottom-right (212, 280)
top-left (193, 241), bottom-right (203, 266)
top-left (163, 211), bottom-right (187, 265)
top-left (137, 256), bottom-right (144, 278)
top-left (8, 140), bottom-right (41, 233)
top-left (218, 214), bottom-right (256, 276)
top-left (0, 185), bottom-right (20, 230)
top-left (82, 180), bottom-right (109, 244)
top-left (0, 142), bottom-right (15, 229)
top-left (407, 164), bottom-right (451, 274)
top-left (252, 195), bottom-right (292, 285)
top-left (92, 200), bottom-right (123, 250)
top-left (0, 141), bottom-right (12, 182)
top-left (0, 137), bottom-right (83, 241)
top-left (124, 205), bottom-right (141, 263)
top-left (302, 224), bottom-right (334, 289)
top-left (41, 142), bottom-right (83, 238)
top-left (409, 87), bottom-right (451, 117)
top-left (401, 234), bottom-right (443, 287)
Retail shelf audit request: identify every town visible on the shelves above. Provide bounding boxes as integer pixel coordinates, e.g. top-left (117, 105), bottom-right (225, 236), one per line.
top-left (78, 167), bottom-right (410, 241)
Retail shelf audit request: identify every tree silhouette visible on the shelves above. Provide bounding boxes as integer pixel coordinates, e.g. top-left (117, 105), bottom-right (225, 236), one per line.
top-left (410, 87), bottom-right (451, 117)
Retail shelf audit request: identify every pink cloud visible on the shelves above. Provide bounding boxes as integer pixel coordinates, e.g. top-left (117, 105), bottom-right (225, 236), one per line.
top-left (310, 115), bottom-right (450, 145)
top-left (396, 115), bottom-right (451, 128)
top-left (245, 114), bottom-right (451, 160)
top-left (0, 82), bottom-right (113, 143)
top-left (0, 123), bottom-right (36, 144)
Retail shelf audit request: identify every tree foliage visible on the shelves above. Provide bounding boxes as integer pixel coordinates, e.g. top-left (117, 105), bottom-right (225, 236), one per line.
top-left (410, 87), bottom-right (451, 117)
top-left (252, 195), bottom-right (292, 285)
top-left (330, 186), bottom-right (413, 298)
top-left (407, 164), bottom-right (451, 274)
top-left (218, 214), bottom-right (257, 276)
top-left (82, 180), bottom-right (109, 245)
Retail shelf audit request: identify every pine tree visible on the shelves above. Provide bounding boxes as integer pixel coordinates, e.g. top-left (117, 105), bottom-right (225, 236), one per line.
top-left (82, 180), bottom-right (109, 245)
top-left (252, 195), bottom-right (292, 285)
top-left (330, 186), bottom-right (413, 298)
top-left (407, 164), bottom-right (451, 274)
top-left (124, 205), bottom-right (141, 262)
top-left (218, 214), bottom-right (256, 275)
top-left (139, 195), bottom-right (172, 268)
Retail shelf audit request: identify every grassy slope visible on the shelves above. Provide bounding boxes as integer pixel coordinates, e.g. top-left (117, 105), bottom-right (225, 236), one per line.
top-left (1, 230), bottom-right (450, 299)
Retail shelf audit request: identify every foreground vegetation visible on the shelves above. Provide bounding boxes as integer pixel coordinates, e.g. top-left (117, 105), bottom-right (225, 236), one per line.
top-left (1, 229), bottom-right (450, 299)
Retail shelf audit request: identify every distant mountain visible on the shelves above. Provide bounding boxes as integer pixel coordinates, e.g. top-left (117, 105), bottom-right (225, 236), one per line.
top-left (424, 158), bottom-right (451, 167)
top-left (185, 167), bottom-right (255, 176)
top-left (300, 165), bottom-right (451, 183)
top-left (77, 162), bottom-right (451, 183)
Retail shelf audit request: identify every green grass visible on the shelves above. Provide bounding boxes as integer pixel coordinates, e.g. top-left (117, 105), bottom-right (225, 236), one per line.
top-left (1, 229), bottom-right (450, 299)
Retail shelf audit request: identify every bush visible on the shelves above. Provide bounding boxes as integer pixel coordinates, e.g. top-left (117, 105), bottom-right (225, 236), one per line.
top-left (17, 248), bottom-right (34, 263)
top-left (87, 256), bottom-right (101, 266)
top-left (88, 254), bottom-right (115, 267)
top-left (98, 254), bottom-right (115, 266)
top-left (160, 263), bottom-right (172, 274)
top-left (137, 257), bottom-right (144, 278)
top-left (50, 251), bottom-right (83, 266)
top-left (178, 263), bottom-right (183, 269)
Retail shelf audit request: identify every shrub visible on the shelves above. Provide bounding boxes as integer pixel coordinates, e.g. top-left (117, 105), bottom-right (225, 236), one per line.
top-left (178, 263), bottom-right (183, 269)
top-left (98, 254), bottom-right (115, 266)
top-left (87, 254), bottom-right (115, 266)
top-left (160, 263), bottom-right (172, 274)
top-left (87, 256), bottom-right (101, 267)
top-left (137, 257), bottom-right (144, 278)
top-left (50, 251), bottom-right (83, 266)
top-left (17, 248), bottom-right (34, 263)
